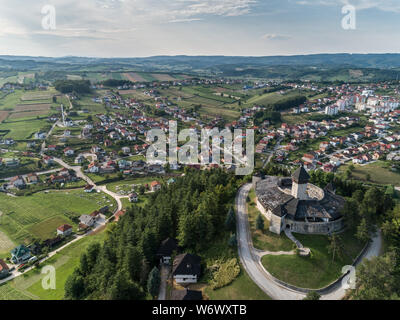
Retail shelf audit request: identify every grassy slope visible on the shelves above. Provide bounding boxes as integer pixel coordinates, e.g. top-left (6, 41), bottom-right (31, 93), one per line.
top-left (247, 188), bottom-right (294, 252)
top-left (338, 161), bottom-right (400, 186)
top-left (261, 228), bottom-right (365, 289)
top-left (0, 229), bottom-right (107, 300)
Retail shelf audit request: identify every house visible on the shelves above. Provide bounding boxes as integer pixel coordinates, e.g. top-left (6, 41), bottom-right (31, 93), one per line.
top-left (84, 184), bottom-right (95, 193)
top-left (129, 192), bottom-right (138, 203)
top-left (10, 176), bottom-right (26, 189)
top-left (10, 245), bottom-right (31, 264)
top-left (157, 238), bottom-right (178, 265)
top-left (43, 155), bottom-right (54, 165)
top-left (4, 158), bottom-right (20, 167)
top-left (74, 154), bottom-right (85, 164)
top-left (79, 215), bottom-right (95, 228)
top-left (150, 181), bottom-right (162, 192)
top-left (26, 173), bottom-right (39, 184)
top-left (57, 224), bottom-right (73, 237)
top-left (114, 210), bottom-right (126, 222)
top-left (172, 253), bottom-right (201, 284)
top-left (122, 147), bottom-right (130, 155)
top-left (64, 147), bottom-right (74, 156)
top-left (0, 259), bottom-right (10, 279)
top-left (88, 162), bottom-right (99, 173)
top-left (171, 289), bottom-right (203, 301)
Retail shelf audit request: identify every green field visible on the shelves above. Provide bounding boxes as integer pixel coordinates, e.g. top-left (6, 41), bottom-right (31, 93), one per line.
top-left (106, 176), bottom-right (158, 194)
top-left (0, 229), bottom-right (107, 300)
top-left (0, 118), bottom-right (52, 140)
top-left (0, 189), bottom-right (116, 244)
top-left (261, 229), bottom-right (365, 289)
top-left (338, 161), bottom-right (400, 186)
top-left (204, 267), bottom-right (271, 300)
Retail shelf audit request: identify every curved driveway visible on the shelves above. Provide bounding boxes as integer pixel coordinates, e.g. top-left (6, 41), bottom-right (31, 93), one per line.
top-left (235, 183), bottom-right (382, 300)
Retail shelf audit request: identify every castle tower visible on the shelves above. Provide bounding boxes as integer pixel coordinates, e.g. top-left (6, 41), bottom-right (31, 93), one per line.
top-left (291, 166), bottom-right (310, 200)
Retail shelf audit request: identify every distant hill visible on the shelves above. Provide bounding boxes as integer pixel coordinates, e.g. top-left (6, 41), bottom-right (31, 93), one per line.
top-left (2, 53), bottom-right (400, 81)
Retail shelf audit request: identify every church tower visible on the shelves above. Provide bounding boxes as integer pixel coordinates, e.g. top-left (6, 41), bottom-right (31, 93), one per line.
top-left (291, 166), bottom-right (310, 200)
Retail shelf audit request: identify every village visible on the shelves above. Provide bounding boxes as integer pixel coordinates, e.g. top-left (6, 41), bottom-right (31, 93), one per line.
top-left (0, 74), bottom-right (399, 301)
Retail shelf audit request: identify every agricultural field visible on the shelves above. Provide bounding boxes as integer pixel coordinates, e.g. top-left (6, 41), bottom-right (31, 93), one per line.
top-left (0, 118), bottom-right (52, 140)
top-left (338, 161), bottom-right (400, 186)
top-left (0, 229), bottom-right (15, 258)
top-left (0, 228), bottom-right (107, 300)
top-left (0, 189), bottom-right (117, 244)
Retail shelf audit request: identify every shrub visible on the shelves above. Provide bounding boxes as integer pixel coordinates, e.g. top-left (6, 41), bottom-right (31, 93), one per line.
top-left (209, 258), bottom-right (240, 290)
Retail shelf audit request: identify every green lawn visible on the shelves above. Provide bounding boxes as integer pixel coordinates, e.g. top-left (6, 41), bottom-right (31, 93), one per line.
top-left (0, 189), bottom-right (116, 244)
top-left (338, 161), bottom-right (400, 186)
top-left (261, 228), bottom-right (365, 289)
top-left (247, 188), bottom-right (294, 252)
top-left (204, 267), bottom-right (271, 300)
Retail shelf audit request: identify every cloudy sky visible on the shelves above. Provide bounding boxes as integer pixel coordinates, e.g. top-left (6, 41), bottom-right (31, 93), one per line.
top-left (0, 0), bottom-right (400, 57)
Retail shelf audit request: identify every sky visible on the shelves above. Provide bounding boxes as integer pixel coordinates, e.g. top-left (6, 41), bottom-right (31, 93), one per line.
top-left (1, 0), bottom-right (400, 57)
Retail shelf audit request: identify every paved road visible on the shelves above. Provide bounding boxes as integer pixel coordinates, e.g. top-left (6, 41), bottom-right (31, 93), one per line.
top-left (235, 183), bottom-right (383, 300)
top-left (236, 184), bottom-right (304, 300)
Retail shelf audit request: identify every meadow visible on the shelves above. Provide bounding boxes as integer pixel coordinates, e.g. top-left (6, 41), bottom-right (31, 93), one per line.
top-left (0, 228), bottom-right (107, 300)
top-left (0, 189), bottom-right (116, 244)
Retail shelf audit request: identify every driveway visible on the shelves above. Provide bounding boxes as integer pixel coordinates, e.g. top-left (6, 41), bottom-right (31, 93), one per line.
top-left (158, 264), bottom-right (170, 300)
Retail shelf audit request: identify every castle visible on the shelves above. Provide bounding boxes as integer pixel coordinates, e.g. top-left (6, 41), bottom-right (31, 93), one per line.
top-left (254, 167), bottom-right (345, 235)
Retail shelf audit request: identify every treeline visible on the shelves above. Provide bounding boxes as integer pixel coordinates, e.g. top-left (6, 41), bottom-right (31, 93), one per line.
top-left (254, 95), bottom-right (307, 125)
top-left (102, 79), bottom-right (133, 87)
top-left (54, 80), bottom-right (91, 94)
top-left (64, 169), bottom-right (240, 300)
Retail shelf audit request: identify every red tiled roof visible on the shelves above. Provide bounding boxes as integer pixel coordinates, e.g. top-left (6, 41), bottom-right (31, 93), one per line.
top-left (57, 224), bottom-right (72, 232)
top-left (0, 259), bottom-right (9, 272)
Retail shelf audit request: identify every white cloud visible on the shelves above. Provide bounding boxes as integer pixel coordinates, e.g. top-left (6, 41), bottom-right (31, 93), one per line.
top-left (295, 0), bottom-right (400, 13)
top-left (262, 33), bottom-right (291, 41)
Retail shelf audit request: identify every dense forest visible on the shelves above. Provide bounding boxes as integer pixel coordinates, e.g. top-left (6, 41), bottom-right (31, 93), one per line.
top-left (64, 169), bottom-right (242, 300)
top-left (54, 80), bottom-right (91, 94)
top-left (101, 79), bottom-right (134, 87)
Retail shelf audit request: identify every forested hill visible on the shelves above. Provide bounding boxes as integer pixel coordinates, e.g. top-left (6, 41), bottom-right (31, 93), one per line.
top-left (64, 169), bottom-right (242, 300)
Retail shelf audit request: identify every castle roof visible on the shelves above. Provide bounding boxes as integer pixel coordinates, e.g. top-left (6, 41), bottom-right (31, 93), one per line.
top-left (292, 166), bottom-right (310, 184)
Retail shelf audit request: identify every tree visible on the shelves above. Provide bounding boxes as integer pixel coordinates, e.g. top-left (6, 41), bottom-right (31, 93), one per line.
top-left (228, 234), bottom-right (237, 247)
top-left (224, 207), bottom-right (236, 232)
top-left (64, 272), bottom-right (85, 300)
top-left (256, 214), bottom-right (264, 231)
top-left (354, 252), bottom-right (399, 300)
top-left (327, 234), bottom-right (344, 262)
top-left (147, 267), bottom-right (161, 298)
top-left (356, 218), bottom-right (371, 243)
top-left (303, 291), bottom-right (321, 300)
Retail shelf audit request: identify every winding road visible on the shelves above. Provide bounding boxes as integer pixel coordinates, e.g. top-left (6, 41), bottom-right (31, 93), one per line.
top-left (235, 183), bottom-right (383, 300)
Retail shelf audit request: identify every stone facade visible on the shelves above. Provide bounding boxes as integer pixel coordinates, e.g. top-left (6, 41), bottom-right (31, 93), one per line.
top-left (255, 167), bottom-right (345, 236)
